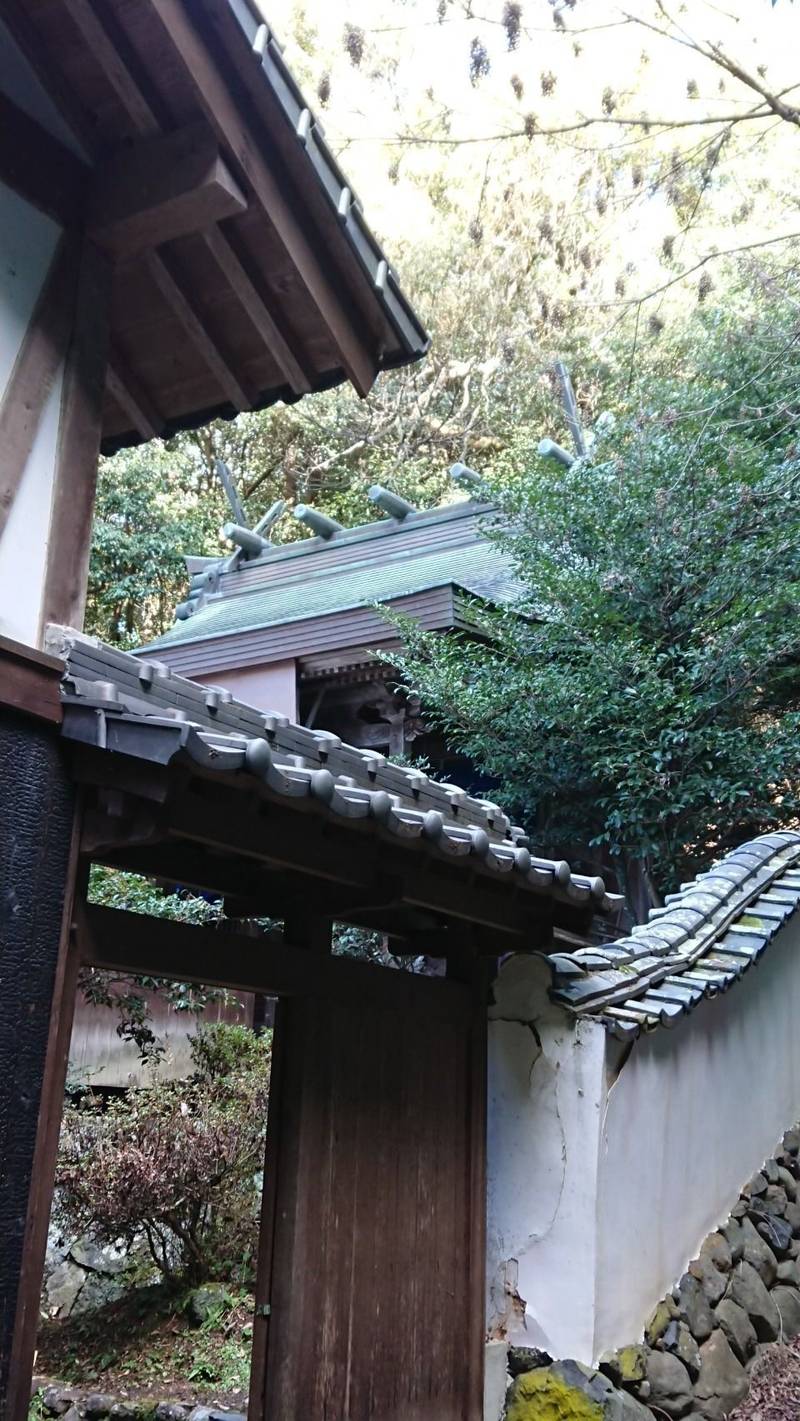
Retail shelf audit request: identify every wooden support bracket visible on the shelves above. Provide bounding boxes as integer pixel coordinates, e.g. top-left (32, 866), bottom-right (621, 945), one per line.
top-left (88, 122), bottom-right (247, 258)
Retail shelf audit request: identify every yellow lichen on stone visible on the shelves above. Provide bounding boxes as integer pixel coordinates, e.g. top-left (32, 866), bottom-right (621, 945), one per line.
top-left (506, 1370), bottom-right (605, 1421)
top-left (615, 1345), bottom-right (647, 1384)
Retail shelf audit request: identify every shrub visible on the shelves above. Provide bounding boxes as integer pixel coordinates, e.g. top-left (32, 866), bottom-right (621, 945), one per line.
top-left (55, 1024), bottom-right (271, 1287)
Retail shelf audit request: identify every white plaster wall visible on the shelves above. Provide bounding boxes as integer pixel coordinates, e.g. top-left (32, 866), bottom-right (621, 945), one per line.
top-left (487, 955), bottom-right (608, 1361)
top-left (594, 915), bottom-right (800, 1360)
top-left (0, 180), bottom-right (65, 647)
top-left (0, 181), bottom-right (61, 392)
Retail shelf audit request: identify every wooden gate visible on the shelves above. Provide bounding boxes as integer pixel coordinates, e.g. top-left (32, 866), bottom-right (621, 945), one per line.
top-left (249, 973), bottom-right (487, 1421)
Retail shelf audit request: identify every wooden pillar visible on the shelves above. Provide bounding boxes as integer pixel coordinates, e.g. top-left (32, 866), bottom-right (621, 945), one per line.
top-left (40, 239), bottom-right (112, 637)
top-left (0, 647), bottom-right (82, 1421)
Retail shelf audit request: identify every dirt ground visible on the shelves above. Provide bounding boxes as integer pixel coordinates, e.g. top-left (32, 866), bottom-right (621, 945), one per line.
top-left (731, 1335), bottom-right (800, 1421)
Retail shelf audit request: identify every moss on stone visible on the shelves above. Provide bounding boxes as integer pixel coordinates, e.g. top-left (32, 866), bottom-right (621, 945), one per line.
top-left (615, 1345), bottom-right (648, 1384)
top-left (506, 1369), bottom-right (605, 1421)
top-left (645, 1297), bottom-right (679, 1345)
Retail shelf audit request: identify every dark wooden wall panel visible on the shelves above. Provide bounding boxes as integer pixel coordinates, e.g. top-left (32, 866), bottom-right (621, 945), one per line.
top-left (255, 986), bottom-right (483, 1421)
top-left (0, 710), bottom-right (76, 1417)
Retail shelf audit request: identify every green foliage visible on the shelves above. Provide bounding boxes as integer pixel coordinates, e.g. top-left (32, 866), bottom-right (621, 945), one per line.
top-left (393, 277), bottom-right (800, 911)
top-left (80, 869), bottom-right (229, 1063)
top-left (55, 1024), bottom-right (271, 1288)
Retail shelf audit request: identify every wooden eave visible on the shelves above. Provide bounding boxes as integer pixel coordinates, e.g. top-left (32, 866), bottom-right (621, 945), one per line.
top-left (0, 0), bottom-right (428, 453)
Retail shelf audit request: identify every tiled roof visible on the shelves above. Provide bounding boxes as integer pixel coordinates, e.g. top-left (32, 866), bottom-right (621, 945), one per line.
top-left (143, 500), bottom-right (519, 652)
top-left (550, 833), bottom-right (800, 1039)
top-left (51, 627), bottom-right (620, 917)
top-left (146, 540), bottom-right (515, 649)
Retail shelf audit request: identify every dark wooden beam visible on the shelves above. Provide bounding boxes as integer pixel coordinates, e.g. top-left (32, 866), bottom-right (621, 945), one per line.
top-left (88, 122), bottom-right (247, 258)
top-left (0, 637), bottom-right (63, 724)
top-left (0, 234), bottom-right (80, 541)
top-left (147, 249), bottom-right (254, 412)
top-left (82, 904), bottom-right (473, 1022)
top-left (147, 0), bottom-right (378, 397)
top-left (66, 0), bottom-right (162, 137)
top-left (0, 0), bottom-right (100, 158)
top-left (202, 226), bottom-right (312, 396)
top-left (0, 93), bottom-right (88, 225)
top-left (106, 351), bottom-right (164, 443)
top-left (40, 241), bottom-right (112, 635)
top-left (162, 788), bottom-right (542, 938)
top-left (5, 819), bottom-right (86, 1421)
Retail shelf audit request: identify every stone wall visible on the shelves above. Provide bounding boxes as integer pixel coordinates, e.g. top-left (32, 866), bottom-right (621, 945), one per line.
top-left (499, 1124), bottom-right (800, 1421)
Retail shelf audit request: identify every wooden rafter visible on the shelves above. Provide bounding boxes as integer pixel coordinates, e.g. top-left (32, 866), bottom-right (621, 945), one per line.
top-left (147, 249), bottom-right (254, 412)
top-left (105, 352), bottom-right (164, 443)
top-left (203, 226), bottom-right (312, 396)
top-left (0, 0), bottom-right (99, 156)
top-left (65, 0), bottom-right (162, 137)
top-left (146, 0), bottom-right (378, 396)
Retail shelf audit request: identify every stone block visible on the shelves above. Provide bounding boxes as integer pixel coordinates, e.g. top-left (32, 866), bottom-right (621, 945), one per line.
top-left (692, 1330), bottom-right (748, 1420)
top-left (726, 1261), bottom-right (780, 1342)
top-left (646, 1297), bottom-right (680, 1346)
top-left (754, 1214), bottom-right (793, 1257)
top-left (688, 1257), bottom-right (727, 1307)
top-left (599, 1346), bottom-right (649, 1388)
top-left (739, 1218), bottom-right (778, 1285)
top-left (771, 1284), bottom-right (800, 1340)
top-left (699, 1235), bottom-right (733, 1275)
top-left (659, 1321), bottom-right (701, 1381)
top-left (508, 1345), bottom-right (552, 1377)
top-left (777, 1167), bottom-right (797, 1201)
top-left (720, 1220), bottom-right (745, 1265)
top-left (713, 1299), bottom-right (757, 1363)
top-left (676, 1275), bottom-right (715, 1343)
top-left (645, 1349), bottom-right (694, 1418)
top-left (783, 1128), bottom-right (800, 1157)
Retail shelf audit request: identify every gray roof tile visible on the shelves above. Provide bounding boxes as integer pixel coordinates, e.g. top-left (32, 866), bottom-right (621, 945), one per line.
top-left (551, 832), bottom-right (800, 1038)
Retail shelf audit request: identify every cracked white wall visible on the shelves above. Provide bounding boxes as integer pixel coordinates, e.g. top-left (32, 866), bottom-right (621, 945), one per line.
top-left (595, 911), bottom-right (800, 1358)
top-left (486, 918), bottom-right (800, 1389)
top-left (486, 954), bottom-right (607, 1363)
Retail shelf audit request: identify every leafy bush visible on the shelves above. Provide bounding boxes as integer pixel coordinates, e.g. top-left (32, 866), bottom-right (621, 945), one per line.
top-left (394, 282), bottom-right (800, 915)
top-left (55, 1024), bottom-right (271, 1287)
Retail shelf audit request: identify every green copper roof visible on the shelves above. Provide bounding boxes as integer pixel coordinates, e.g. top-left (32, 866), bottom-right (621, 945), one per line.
top-left (145, 537), bottom-right (517, 651)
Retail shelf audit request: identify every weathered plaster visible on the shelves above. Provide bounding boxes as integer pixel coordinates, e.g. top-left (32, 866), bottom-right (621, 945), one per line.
top-left (0, 180), bottom-right (66, 648)
top-left (487, 918), bottom-right (800, 1369)
top-left (594, 910), bottom-right (800, 1358)
top-left (487, 955), bottom-right (607, 1361)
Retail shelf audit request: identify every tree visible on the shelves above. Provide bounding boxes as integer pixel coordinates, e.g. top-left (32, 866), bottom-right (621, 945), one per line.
top-left (392, 273), bottom-right (800, 919)
top-left (56, 1024), bottom-right (271, 1286)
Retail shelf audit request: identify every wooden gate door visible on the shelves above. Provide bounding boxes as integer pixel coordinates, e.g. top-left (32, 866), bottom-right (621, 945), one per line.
top-left (249, 971), bottom-right (486, 1421)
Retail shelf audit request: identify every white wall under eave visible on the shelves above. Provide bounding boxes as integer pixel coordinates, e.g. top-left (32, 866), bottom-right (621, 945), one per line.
top-left (0, 370), bottom-right (64, 646)
top-left (487, 955), bottom-right (608, 1363)
top-left (594, 913), bottom-right (800, 1361)
top-left (0, 180), bottom-right (61, 393)
top-left (0, 180), bottom-right (65, 647)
